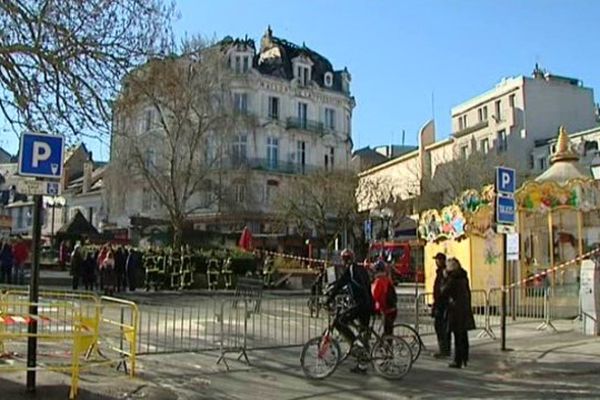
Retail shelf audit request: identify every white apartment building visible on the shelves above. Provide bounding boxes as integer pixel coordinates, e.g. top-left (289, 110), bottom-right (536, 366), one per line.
top-left (452, 66), bottom-right (597, 171)
top-left (107, 27), bottom-right (355, 238)
top-left (359, 67), bottom-right (598, 218)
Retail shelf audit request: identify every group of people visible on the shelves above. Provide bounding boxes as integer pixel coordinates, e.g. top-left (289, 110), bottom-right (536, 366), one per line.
top-left (323, 249), bottom-right (475, 374)
top-left (68, 242), bottom-right (141, 295)
top-left (432, 252), bottom-right (476, 369)
top-left (0, 237), bottom-right (29, 285)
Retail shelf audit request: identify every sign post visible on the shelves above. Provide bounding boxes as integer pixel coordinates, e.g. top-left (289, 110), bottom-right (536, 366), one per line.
top-left (495, 166), bottom-right (516, 352)
top-left (18, 132), bottom-right (64, 392)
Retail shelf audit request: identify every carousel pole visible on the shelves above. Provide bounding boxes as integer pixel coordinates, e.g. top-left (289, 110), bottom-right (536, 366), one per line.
top-left (577, 211), bottom-right (584, 259)
top-left (548, 211), bottom-right (555, 288)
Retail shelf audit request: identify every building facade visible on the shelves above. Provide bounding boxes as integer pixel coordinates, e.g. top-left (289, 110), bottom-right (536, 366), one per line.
top-left (359, 67), bottom-right (599, 222)
top-left (107, 27), bottom-right (355, 239)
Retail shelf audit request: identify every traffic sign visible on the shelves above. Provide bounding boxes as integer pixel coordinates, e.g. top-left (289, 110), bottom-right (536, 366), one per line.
top-left (496, 195), bottom-right (516, 225)
top-left (16, 179), bottom-right (61, 196)
top-left (496, 166), bottom-right (516, 195)
top-left (18, 132), bottom-right (65, 179)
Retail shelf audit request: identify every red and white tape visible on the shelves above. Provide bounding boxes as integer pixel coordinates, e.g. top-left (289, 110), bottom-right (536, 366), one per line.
top-left (263, 250), bottom-right (330, 266)
top-left (0, 314), bottom-right (51, 325)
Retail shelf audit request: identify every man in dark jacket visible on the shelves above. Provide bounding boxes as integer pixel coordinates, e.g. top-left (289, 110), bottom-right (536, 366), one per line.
top-left (327, 249), bottom-right (373, 374)
top-left (70, 244), bottom-right (84, 290)
top-left (432, 252), bottom-right (450, 357)
top-left (440, 257), bottom-right (475, 368)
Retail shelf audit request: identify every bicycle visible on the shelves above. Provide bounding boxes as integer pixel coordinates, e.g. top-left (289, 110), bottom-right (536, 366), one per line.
top-left (393, 322), bottom-right (423, 363)
top-left (300, 298), bottom-right (413, 380)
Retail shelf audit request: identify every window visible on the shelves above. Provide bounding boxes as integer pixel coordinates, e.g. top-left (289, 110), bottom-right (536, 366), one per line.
top-left (495, 100), bottom-right (502, 120)
top-left (242, 56), bottom-right (249, 73)
top-left (266, 137), bottom-right (279, 169)
top-left (480, 138), bottom-right (489, 154)
top-left (461, 145), bottom-right (469, 159)
top-left (478, 108), bottom-right (483, 123)
top-left (297, 140), bottom-right (306, 173)
top-left (458, 115), bottom-right (467, 130)
top-left (234, 184), bottom-right (246, 203)
top-left (324, 72), bottom-right (333, 87)
top-left (509, 94), bottom-right (516, 108)
top-left (296, 65), bottom-right (310, 86)
top-left (204, 136), bottom-right (217, 166)
top-left (17, 207), bottom-right (24, 229)
top-left (324, 147), bottom-right (335, 170)
top-left (538, 157), bottom-right (547, 170)
top-left (144, 148), bottom-right (156, 169)
top-left (482, 106), bottom-right (488, 120)
top-left (231, 134), bottom-right (248, 166)
top-left (265, 180), bottom-right (279, 203)
top-left (268, 96), bottom-right (279, 120)
top-left (298, 102), bottom-right (308, 128)
top-left (142, 188), bottom-right (151, 209)
top-left (497, 129), bottom-right (507, 153)
top-left (234, 93), bottom-right (248, 114)
top-left (235, 56), bottom-right (241, 73)
top-left (325, 108), bottom-right (336, 130)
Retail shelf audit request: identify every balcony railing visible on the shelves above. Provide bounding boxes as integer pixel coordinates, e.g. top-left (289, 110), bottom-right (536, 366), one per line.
top-left (453, 120), bottom-right (489, 138)
top-left (227, 157), bottom-right (321, 175)
top-left (286, 117), bottom-right (325, 135)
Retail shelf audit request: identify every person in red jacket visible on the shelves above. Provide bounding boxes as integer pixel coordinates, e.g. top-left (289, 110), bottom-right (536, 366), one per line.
top-left (371, 260), bottom-right (397, 335)
top-left (12, 237), bottom-right (29, 285)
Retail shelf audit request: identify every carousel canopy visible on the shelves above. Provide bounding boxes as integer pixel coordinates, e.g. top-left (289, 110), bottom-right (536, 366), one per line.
top-left (535, 126), bottom-right (591, 183)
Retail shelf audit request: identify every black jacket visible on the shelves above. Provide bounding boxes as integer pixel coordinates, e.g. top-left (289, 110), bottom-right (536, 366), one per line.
top-left (432, 267), bottom-right (447, 316)
top-left (439, 268), bottom-right (476, 332)
top-left (329, 263), bottom-right (373, 311)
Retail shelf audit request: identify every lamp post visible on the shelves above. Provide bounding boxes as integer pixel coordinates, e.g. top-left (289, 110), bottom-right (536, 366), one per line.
top-left (45, 196), bottom-right (65, 243)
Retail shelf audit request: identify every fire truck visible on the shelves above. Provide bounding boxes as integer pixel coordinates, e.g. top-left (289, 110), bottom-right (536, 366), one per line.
top-left (366, 240), bottom-right (424, 283)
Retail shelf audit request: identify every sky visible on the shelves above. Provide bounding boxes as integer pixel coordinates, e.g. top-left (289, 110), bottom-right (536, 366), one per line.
top-left (2, 0), bottom-right (599, 160)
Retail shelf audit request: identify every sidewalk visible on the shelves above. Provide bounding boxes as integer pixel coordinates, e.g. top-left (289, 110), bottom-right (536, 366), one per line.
top-left (2, 319), bottom-right (598, 399)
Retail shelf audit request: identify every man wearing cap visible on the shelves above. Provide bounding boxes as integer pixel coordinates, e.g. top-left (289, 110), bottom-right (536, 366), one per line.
top-left (432, 252), bottom-right (450, 358)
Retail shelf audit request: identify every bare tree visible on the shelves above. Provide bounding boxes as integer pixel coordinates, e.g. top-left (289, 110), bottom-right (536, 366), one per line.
top-left (0, 0), bottom-right (174, 139)
top-left (108, 38), bottom-right (255, 245)
top-left (274, 170), bottom-right (359, 251)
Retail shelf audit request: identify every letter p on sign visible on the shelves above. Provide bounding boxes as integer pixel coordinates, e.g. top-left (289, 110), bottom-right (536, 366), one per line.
top-left (32, 141), bottom-right (51, 167)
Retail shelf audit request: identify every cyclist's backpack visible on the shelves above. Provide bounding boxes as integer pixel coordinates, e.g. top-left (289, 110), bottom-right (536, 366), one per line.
top-left (386, 282), bottom-right (398, 310)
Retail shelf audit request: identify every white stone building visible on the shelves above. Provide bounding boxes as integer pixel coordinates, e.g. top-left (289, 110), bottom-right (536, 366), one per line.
top-left (107, 27), bottom-right (355, 239)
top-left (359, 67), bottom-right (599, 219)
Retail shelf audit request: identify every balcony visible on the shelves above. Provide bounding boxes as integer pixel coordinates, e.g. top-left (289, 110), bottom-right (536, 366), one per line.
top-left (228, 157), bottom-right (320, 175)
top-left (453, 120), bottom-right (489, 138)
top-left (286, 117), bottom-right (325, 135)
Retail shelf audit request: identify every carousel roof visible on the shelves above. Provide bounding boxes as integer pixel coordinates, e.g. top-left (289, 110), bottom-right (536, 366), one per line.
top-left (534, 126), bottom-right (591, 184)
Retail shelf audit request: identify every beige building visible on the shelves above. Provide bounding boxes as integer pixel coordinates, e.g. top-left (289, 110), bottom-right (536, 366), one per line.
top-left (359, 67), bottom-right (598, 221)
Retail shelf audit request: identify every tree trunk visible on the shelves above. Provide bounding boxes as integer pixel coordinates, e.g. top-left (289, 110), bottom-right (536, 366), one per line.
top-left (172, 217), bottom-right (185, 249)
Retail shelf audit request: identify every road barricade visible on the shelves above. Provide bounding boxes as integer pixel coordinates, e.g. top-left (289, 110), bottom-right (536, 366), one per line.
top-left (0, 296), bottom-right (90, 399)
top-left (98, 296), bottom-right (139, 376)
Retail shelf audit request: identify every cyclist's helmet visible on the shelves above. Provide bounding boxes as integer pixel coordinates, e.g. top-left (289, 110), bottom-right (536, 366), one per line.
top-left (340, 248), bottom-right (354, 263)
top-left (373, 260), bottom-right (386, 272)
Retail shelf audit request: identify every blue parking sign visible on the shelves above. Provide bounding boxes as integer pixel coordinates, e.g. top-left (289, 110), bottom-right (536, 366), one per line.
top-left (18, 132), bottom-right (65, 179)
top-left (496, 195), bottom-right (516, 225)
top-left (496, 166), bottom-right (516, 194)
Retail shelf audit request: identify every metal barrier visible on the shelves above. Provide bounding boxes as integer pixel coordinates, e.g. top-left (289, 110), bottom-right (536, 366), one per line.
top-left (99, 296), bottom-right (139, 376)
top-left (0, 297), bottom-right (88, 399)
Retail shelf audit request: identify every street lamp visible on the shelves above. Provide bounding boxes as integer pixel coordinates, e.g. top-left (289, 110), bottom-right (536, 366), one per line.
top-left (45, 196), bottom-right (65, 241)
top-left (591, 154), bottom-right (600, 180)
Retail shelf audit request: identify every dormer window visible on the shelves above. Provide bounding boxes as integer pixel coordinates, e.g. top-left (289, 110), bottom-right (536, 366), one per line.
top-left (296, 65), bottom-right (311, 86)
top-left (232, 53), bottom-right (252, 73)
top-left (324, 72), bottom-right (333, 88)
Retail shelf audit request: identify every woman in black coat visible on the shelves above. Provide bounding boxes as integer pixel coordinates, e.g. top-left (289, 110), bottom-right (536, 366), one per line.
top-left (440, 257), bottom-right (475, 368)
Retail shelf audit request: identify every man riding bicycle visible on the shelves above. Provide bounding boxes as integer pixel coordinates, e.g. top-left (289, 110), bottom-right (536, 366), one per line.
top-left (326, 248), bottom-right (373, 374)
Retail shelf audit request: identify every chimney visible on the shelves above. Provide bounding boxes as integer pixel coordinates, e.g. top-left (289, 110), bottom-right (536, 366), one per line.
top-left (82, 155), bottom-right (93, 194)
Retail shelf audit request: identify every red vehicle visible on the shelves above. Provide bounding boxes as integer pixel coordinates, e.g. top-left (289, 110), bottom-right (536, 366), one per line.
top-left (367, 240), bottom-right (424, 283)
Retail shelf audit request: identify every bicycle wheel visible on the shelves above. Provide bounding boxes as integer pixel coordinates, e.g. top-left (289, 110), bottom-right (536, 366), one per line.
top-left (332, 331), bottom-right (352, 362)
top-left (300, 335), bottom-right (341, 379)
top-left (371, 335), bottom-right (413, 380)
top-left (393, 323), bottom-right (422, 362)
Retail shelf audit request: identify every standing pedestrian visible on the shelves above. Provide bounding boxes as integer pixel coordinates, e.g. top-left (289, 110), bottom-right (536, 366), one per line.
top-left (97, 244), bottom-right (109, 291)
top-left (83, 249), bottom-right (96, 291)
top-left (101, 249), bottom-right (116, 296)
top-left (440, 257), bottom-right (476, 369)
top-left (432, 252), bottom-right (450, 358)
top-left (12, 237), bottom-right (29, 285)
top-left (59, 240), bottom-right (71, 270)
top-left (114, 246), bottom-right (127, 292)
top-left (70, 243), bottom-right (83, 290)
top-left (0, 240), bottom-right (14, 284)
top-left (126, 248), bottom-right (139, 291)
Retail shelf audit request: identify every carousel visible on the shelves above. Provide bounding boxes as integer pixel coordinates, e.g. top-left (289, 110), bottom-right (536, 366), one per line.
top-left (516, 127), bottom-right (600, 296)
top-left (419, 184), bottom-right (502, 295)
top-left (419, 126), bottom-right (600, 307)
